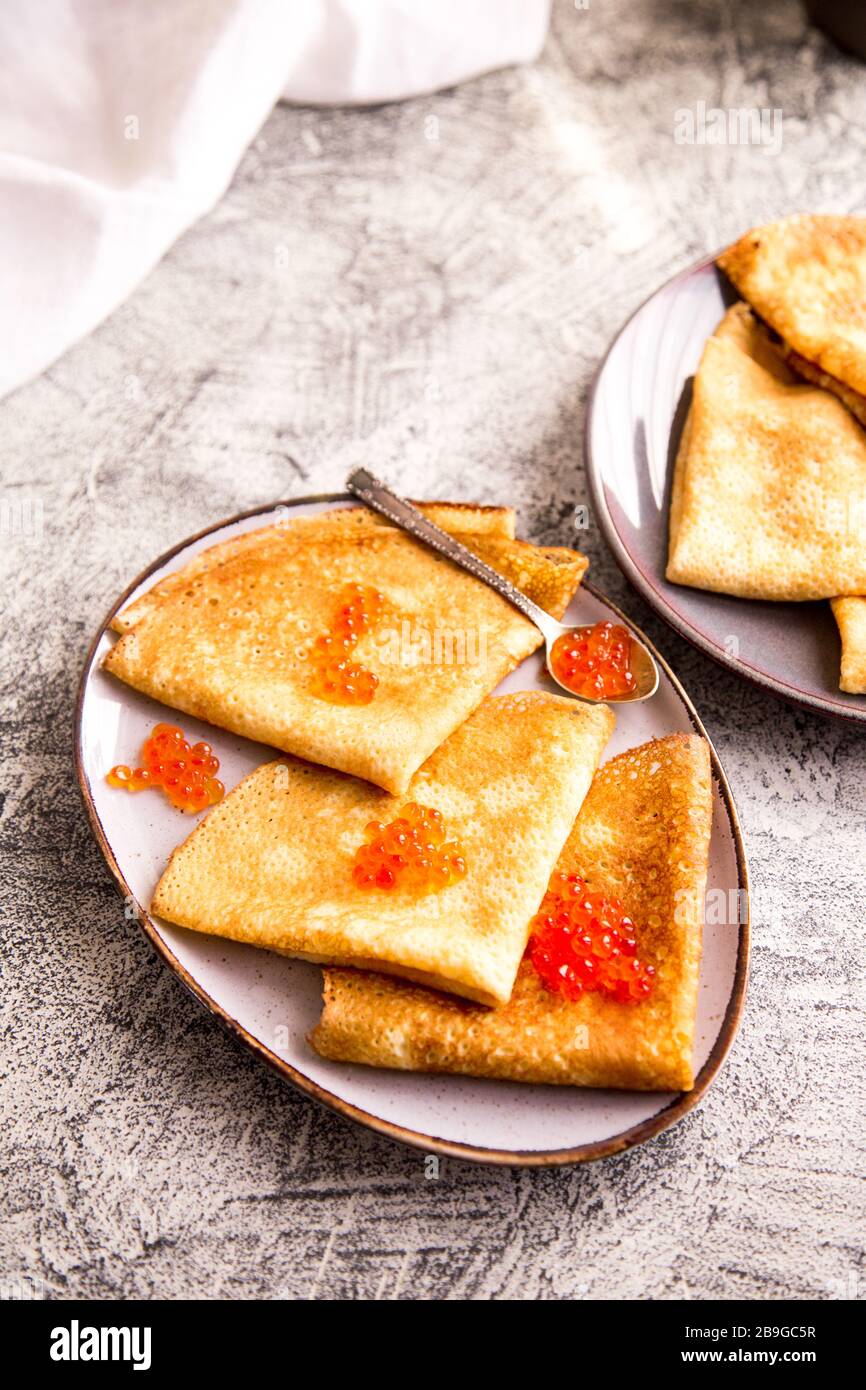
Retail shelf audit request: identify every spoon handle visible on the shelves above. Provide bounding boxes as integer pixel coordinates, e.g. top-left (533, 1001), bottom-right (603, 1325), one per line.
top-left (346, 469), bottom-right (560, 641)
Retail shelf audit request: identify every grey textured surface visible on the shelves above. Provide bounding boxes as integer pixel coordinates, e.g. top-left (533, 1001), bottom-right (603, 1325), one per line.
top-left (2, 0), bottom-right (864, 1301)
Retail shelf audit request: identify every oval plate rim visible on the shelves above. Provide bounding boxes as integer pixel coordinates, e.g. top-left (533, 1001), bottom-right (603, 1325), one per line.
top-left (75, 492), bottom-right (751, 1167)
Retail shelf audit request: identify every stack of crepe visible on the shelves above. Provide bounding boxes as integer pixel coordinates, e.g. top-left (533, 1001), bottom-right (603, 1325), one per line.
top-left (667, 213), bottom-right (866, 693)
top-left (105, 500), bottom-right (714, 1092)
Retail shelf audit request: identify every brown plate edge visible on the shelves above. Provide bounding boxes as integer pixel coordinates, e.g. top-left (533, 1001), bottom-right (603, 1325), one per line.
top-left (584, 249), bottom-right (866, 727)
top-left (73, 492), bottom-right (751, 1168)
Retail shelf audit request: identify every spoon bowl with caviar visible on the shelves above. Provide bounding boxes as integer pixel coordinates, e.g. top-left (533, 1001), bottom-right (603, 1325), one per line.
top-left (346, 469), bottom-right (660, 705)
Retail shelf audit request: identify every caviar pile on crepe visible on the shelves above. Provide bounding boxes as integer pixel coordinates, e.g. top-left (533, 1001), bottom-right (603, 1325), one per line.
top-left (105, 500), bottom-right (714, 1091)
top-left (152, 692), bottom-right (614, 1006)
top-left (667, 213), bottom-right (866, 693)
top-left (104, 502), bottom-right (587, 794)
top-left (313, 733), bottom-right (712, 1092)
top-left (150, 709), bottom-right (712, 1089)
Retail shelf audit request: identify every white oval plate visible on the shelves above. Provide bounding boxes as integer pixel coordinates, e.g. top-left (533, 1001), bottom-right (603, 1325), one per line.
top-left (586, 253), bottom-right (866, 724)
top-left (76, 495), bottom-right (749, 1165)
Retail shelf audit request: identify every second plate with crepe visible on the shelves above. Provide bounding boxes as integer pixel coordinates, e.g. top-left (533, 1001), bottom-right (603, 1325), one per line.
top-left (586, 252), bottom-right (866, 724)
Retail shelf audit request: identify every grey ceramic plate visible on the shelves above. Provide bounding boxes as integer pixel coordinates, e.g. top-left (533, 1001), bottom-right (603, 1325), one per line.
top-left (586, 253), bottom-right (866, 725)
top-left (76, 495), bottom-right (749, 1166)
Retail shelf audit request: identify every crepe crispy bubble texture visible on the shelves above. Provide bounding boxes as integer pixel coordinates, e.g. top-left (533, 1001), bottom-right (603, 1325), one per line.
top-left (666, 303), bottom-right (866, 601)
top-left (110, 504), bottom-right (517, 634)
top-left (104, 504), bottom-right (589, 794)
top-left (311, 733), bottom-right (713, 1092)
top-left (152, 692), bottom-right (615, 1007)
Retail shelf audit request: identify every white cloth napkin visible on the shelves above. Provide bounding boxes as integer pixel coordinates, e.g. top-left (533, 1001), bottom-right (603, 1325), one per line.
top-left (0, 0), bottom-right (550, 400)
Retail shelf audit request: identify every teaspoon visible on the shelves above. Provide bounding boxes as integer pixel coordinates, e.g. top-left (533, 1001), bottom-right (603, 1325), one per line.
top-left (345, 469), bottom-right (659, 705)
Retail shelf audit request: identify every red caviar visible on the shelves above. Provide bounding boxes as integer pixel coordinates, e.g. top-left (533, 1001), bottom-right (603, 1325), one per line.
top-left (107, 723), bottom-right (224, 814)
top-left (528, 870), bottom-right (655, 1004)
top-left (310, 582), bottom-right (383, 705)
top-left (550, 621), bottom-right (636, 699)
top-left (351, 802), bottom-right (467, 894)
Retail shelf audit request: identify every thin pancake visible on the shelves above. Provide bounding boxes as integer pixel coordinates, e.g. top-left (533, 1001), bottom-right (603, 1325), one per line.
top-left (666, 303), bottom-right (866, 600)
top-left (152, 692), bottom-right (615, 1007)
top-left (104, 517), bottom-right (588, 794)
top-left (717, 214), bottom-right (866, 399)
top-left (831, 597), bottom-right (866, 694)
top-left (310, 733), bottom-right (713, 1092)
top-left (111, 503), bottom-right (516, 634)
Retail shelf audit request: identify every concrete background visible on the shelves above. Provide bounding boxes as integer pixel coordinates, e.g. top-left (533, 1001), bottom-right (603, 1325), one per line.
top-left (2, 0), bottom-right (864, 1300)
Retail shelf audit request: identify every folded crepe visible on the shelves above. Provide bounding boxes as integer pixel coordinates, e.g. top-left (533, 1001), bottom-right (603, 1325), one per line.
top-left (666, 302), bottom-right (866, 600)
top-left (311, 733), bottom-right (713, 1092)
top-left (152, 692), bottom-right (615, 1006)
top-left (717, 214), bottom-right (866, 427)
top-left (831, 597), bottom-right (866, 693)
top-left (111, 503), bottom-right (516, 634)
top-left (105, 504), bottom-right (588, 794)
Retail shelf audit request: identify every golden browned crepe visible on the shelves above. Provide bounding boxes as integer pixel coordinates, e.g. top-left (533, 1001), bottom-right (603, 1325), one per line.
top-left (717, 215), bottom-right (866, 412)
top-left (666, 303), bottom-right (866, 600)
top-left (111, 503), bottom-right (516, 634)
top-left (104, 506), bottom-right (588, 794)
top-left (831, 597), bottom-right (866, 693)
top-left (152, 692), bottom-right (615, 1007)
top-left (311, 733), bottom-right (713, 1092)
